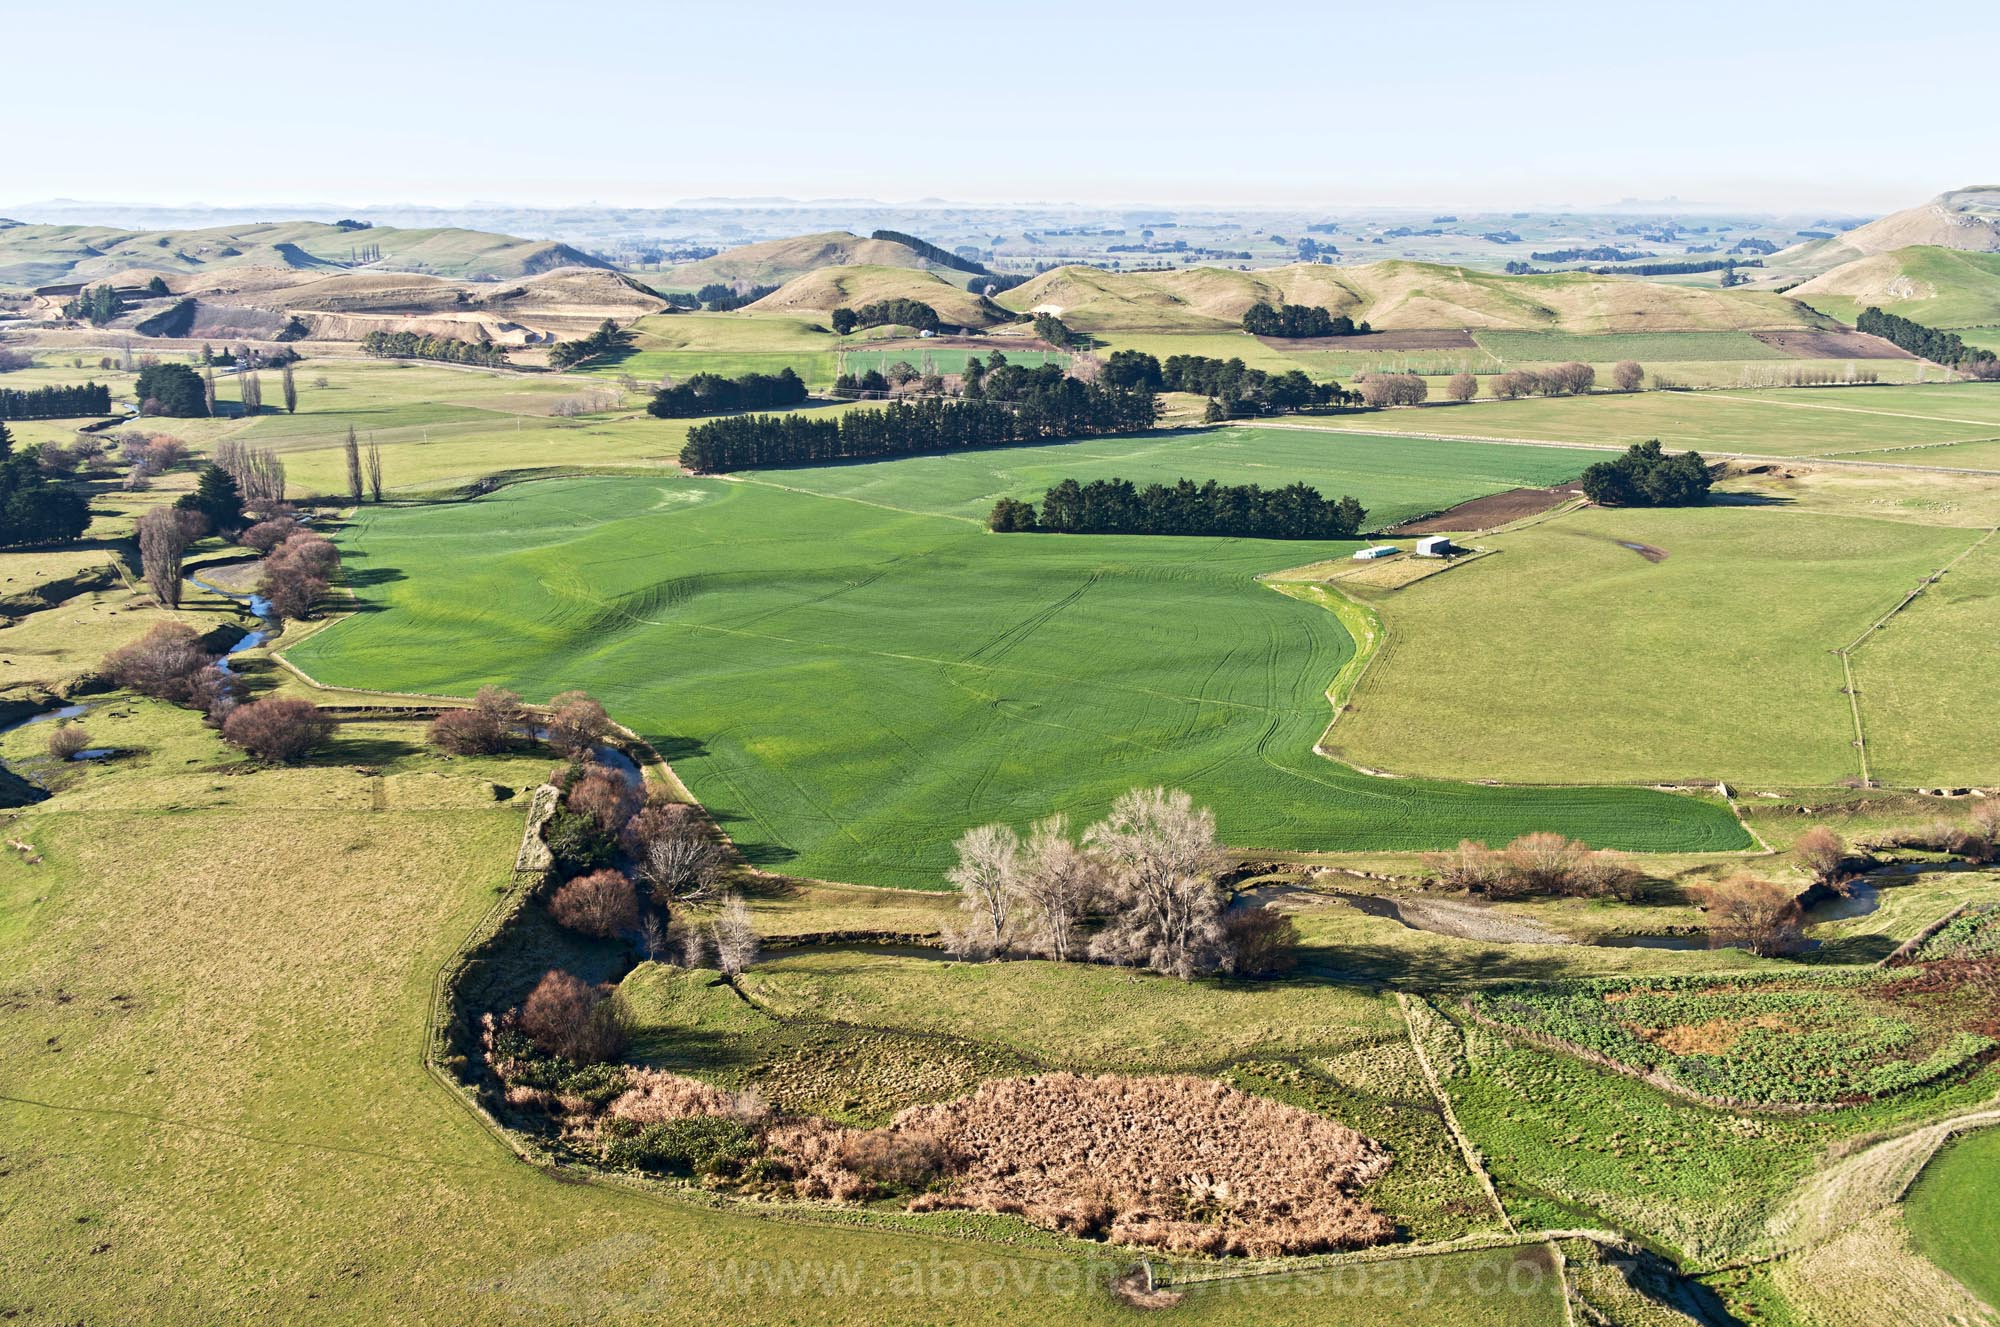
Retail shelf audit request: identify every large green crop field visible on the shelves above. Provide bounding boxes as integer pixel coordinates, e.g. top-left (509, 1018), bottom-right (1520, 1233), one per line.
top-left (1471, 330), bottom-right (1795, 363)
top-left (287, 475), bottom-right (1745, 887)
top-left (744, 426), bottom-right (1592, 529)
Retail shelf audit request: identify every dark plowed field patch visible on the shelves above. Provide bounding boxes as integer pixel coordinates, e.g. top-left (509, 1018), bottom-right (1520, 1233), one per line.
top-left (1388, 483), bottom-right (1581, 534)
top-left (1751, 329), bottom-right (1915, 360)
top-left (1260, 329), bottom-right (1478, 352)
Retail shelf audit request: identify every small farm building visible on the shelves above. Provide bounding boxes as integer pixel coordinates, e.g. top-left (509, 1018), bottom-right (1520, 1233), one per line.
top-left (1353, 545), bottom-right (1400, 561)
top-left (1415, 536), bottom-right (1454, 557)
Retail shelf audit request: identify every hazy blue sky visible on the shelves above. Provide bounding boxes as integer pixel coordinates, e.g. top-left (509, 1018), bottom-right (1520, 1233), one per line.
top-left (10, 0), bottom-right (1995, 213)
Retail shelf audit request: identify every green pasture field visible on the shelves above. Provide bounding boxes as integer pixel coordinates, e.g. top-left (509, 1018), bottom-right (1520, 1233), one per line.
top-left (1844, 531), bottom-right (2000, 786)
top-left (1902, 1126), bottom-right (2000, 1307)
top-left (1326, 503), bottom-right (1983, 788)
top-left (585, 311), bottom-right (840, 384)
top-left (742, 426), bottom-right (1591, 529)
top-left (285, 475), bottom-right (1747, 888)
top-left (0, 699), bottom-right (1566, 1327)
top-left (1472, 331), bottom-right (1796, 364)
top-left (1308, 382), bottom-right (2000, 457)
top-left (1090, 330), bottom-right (1306, 373)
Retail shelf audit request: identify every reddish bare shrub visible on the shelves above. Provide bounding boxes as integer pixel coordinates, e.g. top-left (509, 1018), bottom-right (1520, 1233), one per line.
top-left (102, 622), bottom-right (220, 706)
top-left (519, 970), bottom-right (628, 1064)
top-left (1222, 907), bottom-right (1298, 977)
top-left (567, 762), bottom-right (640, 835)
top-left (1702, 874), bottom-right (1805, 957)
top-left (887, 1074), bottom-right (1394, 1258)
top-left (429, 706), bottom-right (508, 755)
top-left (1446, 372), bottom-right (1478, 403)
top-left (220, 696), bottom-right (332, 764)
top-left (257, 531), bottom-right (337, 621)
top-left (546, 690), bottom-right (612, 757)
top-left (1502, 831), bottom-right (1591, 895)
top-left (1794, 826), bottom-right (1849, 883)
top-left (1424, 839), bottom-right (1507, 892)
top-left (1613, 360), bottom-right (1645, 392)
top-left (548, 869), bottom-right (639, 938)
top-left (47, 722), bottom-right (92, 761)
top-left (239, 516), bottom-right (301, 552)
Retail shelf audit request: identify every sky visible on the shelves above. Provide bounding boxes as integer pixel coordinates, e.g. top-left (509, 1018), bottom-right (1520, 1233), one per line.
top-left (9, 0), bottom-right (1996, 215)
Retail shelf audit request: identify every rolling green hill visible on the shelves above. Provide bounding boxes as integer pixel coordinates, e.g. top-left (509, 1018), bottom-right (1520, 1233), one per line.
top-left (0, 220), bottom-right (606, 289)
top-left (746, 264), bottom-right (1005, 326)
top-left (658, 230), bottom-right (975, 292)
top-left (996, 260), bottom-right (1829, 334)
top-left (1790, 246), bottom-right (2000, 328)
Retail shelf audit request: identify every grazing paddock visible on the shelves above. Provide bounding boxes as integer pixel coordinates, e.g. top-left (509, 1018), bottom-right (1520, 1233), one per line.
top-left (286, 475), bottom-right (1747, 888)
top-left (1902, 1125), bottom-right (2000, 1306)
top-left (1306, 382), bottom-right (2000, 457)
top-left (1327, 504), bottom-right (1981, 787)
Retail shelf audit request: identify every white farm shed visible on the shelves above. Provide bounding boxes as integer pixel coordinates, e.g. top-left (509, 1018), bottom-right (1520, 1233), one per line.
top-left (1415, 536), bottom-right (1454, 557)
top-left (1353, 545), bottom-right (1400, 561)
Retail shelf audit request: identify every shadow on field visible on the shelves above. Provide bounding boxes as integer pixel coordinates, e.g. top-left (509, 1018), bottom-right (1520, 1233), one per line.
top-left (342, 566), bottom-right (407, 589)
top-left (1294, 942), bottom-right (1584, 989)
top-left (1709, 492), bottom-right (1795, 508)
top-left (315, 731), bottom-right (425, 765)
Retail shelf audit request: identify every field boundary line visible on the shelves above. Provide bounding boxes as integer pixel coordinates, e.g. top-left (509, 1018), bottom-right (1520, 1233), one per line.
top-left (1833, 524), bottom-right (1999, 785)
top-left (1397, 994), bottom-right (1516, 1234)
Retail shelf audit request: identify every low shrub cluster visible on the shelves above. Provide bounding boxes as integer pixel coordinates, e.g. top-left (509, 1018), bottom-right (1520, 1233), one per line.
top-left (101, 622), bottom-right (243, 717)
top-left (1580, 439), bottom-right (1713, 507)
top-left (221, 696), bottom-right (333, 764)
top-left (256, 528), bottom-right (340, 621)
top-left (1423, 832), bottom-right (1637, 900)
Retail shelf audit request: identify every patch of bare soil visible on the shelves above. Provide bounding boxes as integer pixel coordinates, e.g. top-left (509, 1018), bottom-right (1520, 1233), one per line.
top-left (1258, 329), bottom-right (1478, 352)
top-left (1340, 892), bottom-right (1575, 945)
top-left (1751, 329), bottom-right (1915, 360)
top-left (1389, 484), bottom-right (1581, 535)
top-left (901, 1073), bottom-right (1394, 1257)
top-left (1634, 1014), bottom-right (1796, 1056)
top-left (1615, 540), bottom-right (1669, 563)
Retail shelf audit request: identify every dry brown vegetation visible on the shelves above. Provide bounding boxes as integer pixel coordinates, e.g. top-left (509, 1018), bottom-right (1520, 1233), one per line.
top-left (897, 1074), bottom-right (1393, 1257)
top-left (570, 1065), bottom-right (1395, 1258)
top-left (46, 721), bottom-right (91, 761)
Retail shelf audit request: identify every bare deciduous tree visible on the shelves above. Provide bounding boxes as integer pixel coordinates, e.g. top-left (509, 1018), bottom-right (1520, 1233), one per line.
top-left (1446, 372), bottom-right (1478, 403)
top-left (364, 438), bottom-right (383, 502)
top-left (1613, 360), bottom-right (1645, 392)
top-left (1009, 814), bottom-right (1101, 962)
top-left (1703, 875), bottom-right (1805, 957)
top-left (47, 722), bottom-right (92, 761)
top-left (947, 823), bottom-right (1019, 958)
top-left (343, 425), bottom-right (363, 503)
top-left (1085, 786), bottom-right (1228, 980)
top-left (519, 970), bottom-right (628, 1063)
top-left (1794, 826), bottom-right (1848, 884)
top-left (545, 690), bottom-right (612, 757)
top-left (281, 362), bottom-right (297, 414)
top-left (628, 800), bottom-right (726, 904)
top-left (711, 894), bottom-right (759, 977)
top-left (136, 505), bottom-right (204, 607)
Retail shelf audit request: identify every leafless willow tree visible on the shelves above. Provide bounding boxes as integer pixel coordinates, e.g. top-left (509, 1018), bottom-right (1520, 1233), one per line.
top-left (711, 895), bottom-right (759, 977)
top-left (364, 438), bottom-right (383, 502)
top-left (946, 823), bottom-right (1019, 957)
top-left (1703, 875), bottom-right (1805, 957)
top-left (1009, 814), bottom-right (1102, 962)
top-left (628, 800), bottom-right (726, 903)
top-left (1085, 786), bottom-right (1228, 980)
top-left (343, 425), bottom-right (363, 502)
top-left (239, 370), bottom-right (262, 415)
top-left (136, 506), bottom-right (204, 607)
